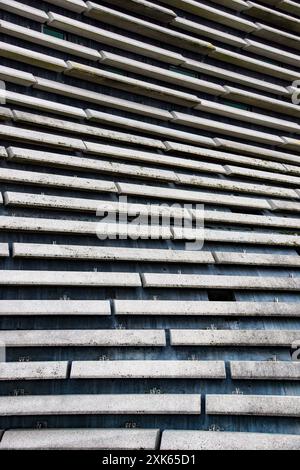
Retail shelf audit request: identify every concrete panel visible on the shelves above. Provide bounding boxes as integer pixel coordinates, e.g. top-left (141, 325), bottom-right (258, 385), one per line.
top-left (214, 252), bottom-right (300, 267)
top-left (0, 362), bottom-right (68, 380)
top-left (170, 329), bottom-right (300, 346)
top-left (0, 168), bottom-right (117, 194)
top-left (206, 394), bottom-right (300, 417)
top-left (71, 360), bottom-right (226, 379)
top-left (173, 227), bottom-right (300, 247)
top-left (269, 199), bottom-right (300, 213)
top-left (0, 65), bottom-right (36, 87)
top-left (0, 0), bottom-right (48, 22)
top-left (114, 300), bottom-right (300, 317)
top-left (6, 91), bottom-right (87, 119)
top-left (0, 300), bottom-right (111, 316)
top-left (108, 0), bottom-right (176, 22)
top-left (0, 330), bottom-right (166, 347)
top-left (230, 361), bottom-right (300, 380)
top-left (176, 172), bottom-right (297, 199)
top-left (142, 274), bottom-right (300, 290)
top-left (117, 182), bottom-right (271, 210)
top-left (13, 244), bottom-right (215, 265)
top-left (0, 125), bottom-right (85, 150)
top-left (4, 191), bottom-right (189, 220)
top-left (203, 209), bottom-right (300, 230)
top-left (45, 0), bottom-right (87, 13)
top-left (0, 271), bottom-right (142, 287)
top-left (0, 394), bottom-right (201, 415)
top-left (160, 430), bottom-right (300, 450)
top-left (0, 41), bottom-right (67, 72)
top-left (0, 216), bottom-right (171, 239)
top-left (0, 429), bottom-right (160, 450)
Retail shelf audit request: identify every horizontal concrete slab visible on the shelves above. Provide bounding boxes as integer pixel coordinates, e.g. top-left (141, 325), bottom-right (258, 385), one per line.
top-left (0, 300), bottom-right (111, 316)
top-left (0, 216), bottom-right (171, 239)
top-left (214, 252), bottom-right (300, 267)
top-left (114, 300), bottom-right (300, 317)
top-left (204, 210), bottom-right (300, 230)
top-left (0, 362), bottom-right (68, 380)
top-left (6, 90), bottom-right (86, 119)
top-left (230, 361), bottom-right (300, 380)
top-left (3, 190), bottom-right (189, 220)
top-left (206, 394), bottom-right (300, 417)
top-left (70, 360), bottom-right (226, 379)
top-left (0, 428), bottom-right (160, 450)
top-left (0, 330), bottom-right (166, 347)
top-left (0, 41), bottom-right (67, 72)
top-left (0, 271), bottom-right (141, 287)
top-left (12, 244), bottom-right (215, 265)
top-left (117, 182), bottom-right (271, 210)
top-left (0, 0), bottom-right (48, 21)
top-left (108, 0), bottom-right (176, 22)
top-left (170, 329), bottom-right (300, 347)
top-left (0, 168), bottom-right (117, 194)
top-left (142, 274), bottom-right (300, 291)
top-left (269, 199), bottom-right (300, 213)
top-left (160, 430), bottom-right (300, 450)
top-left (0, 394), bottom-right (201, 415)
top-left (0, 125), bottom-right (85, 150)
top-left (173, 227), bottom-right (300, 246)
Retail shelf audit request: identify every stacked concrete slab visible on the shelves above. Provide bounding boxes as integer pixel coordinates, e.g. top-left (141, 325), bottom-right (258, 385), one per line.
top-left (0, 0), bottom-right (300, 450)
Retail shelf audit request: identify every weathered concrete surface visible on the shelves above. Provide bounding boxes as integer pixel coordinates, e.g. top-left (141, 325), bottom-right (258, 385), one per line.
top-left (214, 252), bottom-right (300, 267)
top-left (0, 330), bottom-right (166, 347)
top-left (160, 430), bottom-right (300, 450)
top-left (114, 300), bottom-right (300, 317)
top-left (206, 394), bottom-right (300, 417)
top-left (70, 360), bottom-right (226, 379)
top-left (142, 274), bottom-right (300, 290)
top-left (0, 271), bottom-right (142, 287)
top-left (0, 300), bottom-right (111, 316)
top-left (170, 329), bottom-right (300, 347)
top-left (12, 244), bottom-right (215, 264)
top-left (0, 394), bottom-right (201, 415)
top-left (0, 428), bottom-right (160, 450)
top-left (230, 361), bottom-right (300, 380)
top-left (0, 362), bottom-right (68, 380)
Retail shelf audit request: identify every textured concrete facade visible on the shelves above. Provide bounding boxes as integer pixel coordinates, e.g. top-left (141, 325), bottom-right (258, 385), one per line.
top-left (0, 0), bottom-right (300, 450)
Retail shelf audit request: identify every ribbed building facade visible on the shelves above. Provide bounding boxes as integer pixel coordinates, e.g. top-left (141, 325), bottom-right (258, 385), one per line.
top-left (0, 0), bottom-right (300, 450)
